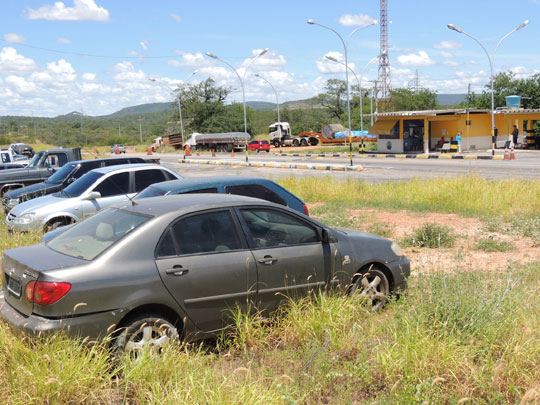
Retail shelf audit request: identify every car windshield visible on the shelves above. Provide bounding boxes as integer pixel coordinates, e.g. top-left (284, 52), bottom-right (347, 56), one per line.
top-left (134, 185), bottom-right (167, 200)
top-left (62, 171), bottom-right (103, 198)
top-left (47, 208), bottom-right (151, 260)
top-left (45, 163), bottom-right (77, 184)
top-left (26, 151), bottom-right (43, 168)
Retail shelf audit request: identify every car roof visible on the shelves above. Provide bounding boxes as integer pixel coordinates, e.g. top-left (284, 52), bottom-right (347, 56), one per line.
top-left (149, 176), bottom-right (277, 191)
top-left (117, 193), bottom-right (273, 217)
top-left (64, 157), bottom-right (144, 166)
top-left (90, 163), bottom-right (158, 174)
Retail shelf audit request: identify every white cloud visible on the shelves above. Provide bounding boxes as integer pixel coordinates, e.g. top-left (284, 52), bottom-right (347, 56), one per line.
top-left (0, 47), bottom-right (38, 75)
top-left (57, 37), bottom-right (72, 44)
top-left (82, 72), bottom-right (96, 81)
top-left (315, 51), bottom-right (357, 74)
top-left (3, 33), bottom-right (25, 43)
top-left (140, 40), bottom-right (148, 51)
top-left (434, 40), bottom-right (462, 49)
top-left (26, 0), bottom-right (110, 22)
top-left (240, 50), bottom-right (287, 72)
top-left (171, 13), bottom-right (182, 23)
top-left (338, 14), bottom-right (376, 27)
top-left (509, 65), bottom-right (540, 79)
top-left (443, 61), bottom-right (459, 67)
top-left (439, 51), bottom-right (454, 58)
top-left (111, 61), bottom-right (146, 82)
top-left (168, 52), bottom-right (215, 68)
top-left (397, 50), bottom-right (435, 67)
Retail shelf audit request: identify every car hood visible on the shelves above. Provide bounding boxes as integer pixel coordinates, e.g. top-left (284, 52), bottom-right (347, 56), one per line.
top-left (4, 181), bottom-right (59, 199)
top-left (9, 193), bottom-right (71, 216)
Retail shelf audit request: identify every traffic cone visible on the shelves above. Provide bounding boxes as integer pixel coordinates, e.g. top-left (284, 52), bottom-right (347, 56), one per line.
top-left (185, 144), bottom-right (191, 157)
top-left (196, 151), bottom-right (200, 156)
top-left (212, 149), bottom-right (216, 157)
top-left (503, 149), bottom-right (509, 160)
top-left (115, 146), bottom-right (120, 154)
top-left (147, 146), bottom-right (152, 155)
top-left (231, 150), bottom-right (235, 157)
top-left (510, 145), bottom-right (516, 160)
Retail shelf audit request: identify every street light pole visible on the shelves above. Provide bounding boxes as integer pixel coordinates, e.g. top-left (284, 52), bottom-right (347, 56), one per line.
top-left (254, 73), bottom-right (280, 125)
top-left (149, 70), bottom-right (198, 146)
top-left (308, 18), bottom-right (376, 166)
top-left (447, 20), bottom-right (529, 155)
top-left (205, 48), bottom-right (269, 162)
top-left (326, 54), bottom-right (381, 153)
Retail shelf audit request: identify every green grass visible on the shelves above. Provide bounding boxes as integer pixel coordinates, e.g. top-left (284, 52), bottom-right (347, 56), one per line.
top-left (402, 223), bottom-right (456, 248)
top-left (0, 176), bottom-right (539, 403)
top-left (475, 237), bottom-right (514, 252)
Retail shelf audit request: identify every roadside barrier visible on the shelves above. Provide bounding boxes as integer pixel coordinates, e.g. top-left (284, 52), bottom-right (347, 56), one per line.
top-left (231, 150), bottom-right (235, 157)
top-left (212, 149), bottom-right (216, 157)
top-left (503, 148), bottom-right (509, 160)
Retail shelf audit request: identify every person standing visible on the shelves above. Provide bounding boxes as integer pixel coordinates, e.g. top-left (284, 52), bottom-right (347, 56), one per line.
top-left (512, 125), bottom-right (519, 147)
top-left (455, 132), bottom-right (462, 153)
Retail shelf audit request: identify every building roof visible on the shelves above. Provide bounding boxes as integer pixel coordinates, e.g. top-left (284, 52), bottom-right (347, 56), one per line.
top-left (375, 108), bottom-right (540, 118)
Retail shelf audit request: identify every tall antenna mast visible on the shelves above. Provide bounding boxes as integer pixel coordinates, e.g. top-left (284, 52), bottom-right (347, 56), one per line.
top-left (376, 0), bottom-right (392, 112)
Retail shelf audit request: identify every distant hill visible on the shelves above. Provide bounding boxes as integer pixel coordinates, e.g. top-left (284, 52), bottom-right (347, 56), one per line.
top-left (246, 101), bottom-right (276, 111)
top-left (101, 102), bottom-right (173, 118)
top-left (437, 94), bottom-right (467, 106)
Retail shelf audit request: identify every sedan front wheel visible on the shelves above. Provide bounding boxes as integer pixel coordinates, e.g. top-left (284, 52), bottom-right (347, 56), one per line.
top-left (113, 315), bottom-right (179, 356)
top-left (351, 267), bottom-right (389, 311)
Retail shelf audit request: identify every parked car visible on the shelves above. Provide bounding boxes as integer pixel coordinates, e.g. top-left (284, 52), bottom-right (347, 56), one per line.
top-left (1, 148), bottom-right (29, 166)
top-left (135, 176), bottom-right (309, 215)
top-left (0, 193), bottom-right (410, 354)
top-left (0, 163), bottom-right (26, 171)
top-left (247, 139), bottom-right (270, 152)
top-left (10, 143), bottom-right (34, 158)
top-left (2, 157), bottom-right (150, 213)
top-left (111, 144), bottom-right (126, 154)
top-left (6, 164), bottom-right (181, 232)
top-left (0, 147), bottom-right (82, 196)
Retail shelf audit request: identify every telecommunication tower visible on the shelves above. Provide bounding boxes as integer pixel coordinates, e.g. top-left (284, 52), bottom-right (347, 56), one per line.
top-left (376, 0), bottom-right (392, 112)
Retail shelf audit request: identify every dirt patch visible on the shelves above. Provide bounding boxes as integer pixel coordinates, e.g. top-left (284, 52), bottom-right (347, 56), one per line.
top-left (311, 205), bottom-right (539, 275)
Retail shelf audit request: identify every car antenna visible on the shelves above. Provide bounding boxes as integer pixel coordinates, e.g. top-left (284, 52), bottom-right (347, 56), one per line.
top-left (109, 177), bottom-right (138, 206)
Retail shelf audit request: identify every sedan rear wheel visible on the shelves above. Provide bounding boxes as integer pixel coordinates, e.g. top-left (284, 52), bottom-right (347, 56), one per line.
top-left (351, 267), bottom-right (389, 311)
top-left (113, 315), bottom-right (179, 356)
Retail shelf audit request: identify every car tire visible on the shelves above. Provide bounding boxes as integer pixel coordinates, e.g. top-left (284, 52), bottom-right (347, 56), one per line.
top-left (265, 149), bottom-right (270, 153)
top-left (350, 267), bottom-right (390, 311)
top-left (113, 314), bottom-right (179, 356)
top-left (46, 219), bottom-right (68, 232)
top-left (293, 139), bottom-right (300, 147)
top-left (301, 139), bottom-right (308, 146)
top-left (256, 149), bottom-right (260, 153)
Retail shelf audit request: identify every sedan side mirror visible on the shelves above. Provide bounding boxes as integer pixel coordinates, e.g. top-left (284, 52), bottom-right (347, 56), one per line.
top-left (84, 191), bottom-right (101, 201)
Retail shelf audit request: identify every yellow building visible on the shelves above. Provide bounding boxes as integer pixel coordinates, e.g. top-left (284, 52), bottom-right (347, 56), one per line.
top-left (370, 108), bottom-right (540, 153)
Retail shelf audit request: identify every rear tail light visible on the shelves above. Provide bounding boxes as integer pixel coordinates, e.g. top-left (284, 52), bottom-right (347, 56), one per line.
top-left (25, 281), bottom-right (71, 305)
top-left (303, 204), bottom-right (309, 216)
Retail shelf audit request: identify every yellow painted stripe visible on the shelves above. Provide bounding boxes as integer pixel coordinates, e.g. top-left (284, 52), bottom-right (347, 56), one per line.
top-left (416, 155), bottom-right (429, 159)
top-left (439, 155), bottom-right (452, 159)
top-left (395, 154), bottom-right (407, 158)
top-left (464, 155), bottom-right (477, 159)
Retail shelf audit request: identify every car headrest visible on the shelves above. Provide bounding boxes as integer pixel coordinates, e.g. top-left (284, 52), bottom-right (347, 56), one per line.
top-left (95, 222), bottom-right (114, 241)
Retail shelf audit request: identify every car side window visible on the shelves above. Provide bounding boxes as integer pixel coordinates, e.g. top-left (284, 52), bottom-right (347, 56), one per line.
top-left (225, 184), bottom-right (287, 206)
top-left (134, 169), bottom-right (167, 192)
top-left (74, 162), bottom-right (101, 179)
top-left (156, 229), bottom-right (176, 257)
top-left (45, 153), bottom-right (67, 168)
top-left (239, 208), bottom-right (319, 248)
top-left (172, 187), bottom-right (218, 195)
top-left (167, 210), bottom-right (242, 256)
top-left (93, 172), bottom-right (129, 197)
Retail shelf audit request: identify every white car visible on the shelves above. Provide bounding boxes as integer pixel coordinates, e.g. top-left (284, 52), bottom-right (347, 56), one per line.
top-left (6, 164), bottom-right (181, 232)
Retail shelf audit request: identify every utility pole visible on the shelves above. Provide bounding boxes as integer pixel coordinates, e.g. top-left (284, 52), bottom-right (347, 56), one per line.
top-left (138, 117), bottom-right (143, 143)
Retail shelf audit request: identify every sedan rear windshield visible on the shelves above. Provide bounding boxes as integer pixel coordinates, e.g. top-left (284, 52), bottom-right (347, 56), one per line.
top-left (45, 163), bottom-right (77, 184)
top-left (61, 171), bottom-right (104, 197)
top-left (47, 208), bottom-right (151, 260)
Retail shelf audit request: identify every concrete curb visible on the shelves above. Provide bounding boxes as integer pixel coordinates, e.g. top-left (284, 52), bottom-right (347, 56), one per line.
top-left (178, 159), bottom-right (363, 171)
top-left (273, 152), bottom-right (504, 160)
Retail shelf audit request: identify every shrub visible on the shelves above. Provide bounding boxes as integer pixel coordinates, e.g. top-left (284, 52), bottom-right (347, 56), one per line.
top-left (475, 237), bottom-right (513, 252)
top-left (403, 223), bottom-right (455, 248)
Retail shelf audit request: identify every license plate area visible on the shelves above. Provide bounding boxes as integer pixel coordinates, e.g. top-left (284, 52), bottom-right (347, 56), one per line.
top-left (7, 276), bottom-right (22, 298)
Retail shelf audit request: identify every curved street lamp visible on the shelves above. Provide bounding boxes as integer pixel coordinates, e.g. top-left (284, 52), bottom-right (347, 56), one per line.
top-left (149, 70), bottom-right (198, 146)
top-left (326, 53), bottom-right (381, 153)
top-left (205, 48), bottom-right (269, 162)
top-left (308, 18), bottom-right (377, 165)
top-left (254, 73), bottom-right (280, 124)
top-left (447, 20), bottom-right (529, 155)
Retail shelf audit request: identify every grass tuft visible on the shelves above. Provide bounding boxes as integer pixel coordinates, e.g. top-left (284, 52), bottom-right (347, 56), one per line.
top-left (403, 223), bottom-right (455, 248)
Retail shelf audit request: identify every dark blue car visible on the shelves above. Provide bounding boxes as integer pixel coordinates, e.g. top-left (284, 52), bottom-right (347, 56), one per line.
top-left (134, 176), bottom-right (309, 216)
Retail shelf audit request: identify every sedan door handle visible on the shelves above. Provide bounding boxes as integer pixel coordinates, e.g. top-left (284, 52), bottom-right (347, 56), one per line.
top-left (165, 265), bottom-right (189, 276)
top-left (257, 255), bottom-right (277, 265)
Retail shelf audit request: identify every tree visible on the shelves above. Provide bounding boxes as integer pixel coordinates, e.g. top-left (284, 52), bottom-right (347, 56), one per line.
top-left (392, 88), bottom-right (439, 111)
top-left (317, 79), bottom-right (347, 120)
top-left (176, 78), bottom-right (231, 133)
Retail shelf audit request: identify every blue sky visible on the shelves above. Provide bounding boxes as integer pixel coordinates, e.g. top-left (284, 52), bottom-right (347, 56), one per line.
top-left (1, 0), bottom-right (539, 117)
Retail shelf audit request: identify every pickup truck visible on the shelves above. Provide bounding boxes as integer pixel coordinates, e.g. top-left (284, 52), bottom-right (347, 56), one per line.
top-left (0, 147), bottom-right (82, 197)
top-left (2, 156), bottom-right (150, 213)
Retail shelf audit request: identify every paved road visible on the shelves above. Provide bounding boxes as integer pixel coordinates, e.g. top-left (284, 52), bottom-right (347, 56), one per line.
top-left (137, 150), bottom-right (540, 183)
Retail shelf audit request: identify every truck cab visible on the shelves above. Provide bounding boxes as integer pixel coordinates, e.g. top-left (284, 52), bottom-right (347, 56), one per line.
top-left (269, 122), bottom-right (291, 147)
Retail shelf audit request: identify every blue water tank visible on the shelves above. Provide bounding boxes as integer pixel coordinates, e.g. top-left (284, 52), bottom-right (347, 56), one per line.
top-left (505, 95), bottom-right (521, 108)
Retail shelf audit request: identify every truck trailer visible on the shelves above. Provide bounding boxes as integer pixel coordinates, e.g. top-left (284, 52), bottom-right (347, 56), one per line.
top-left (185, 132), bottom-right (251, 152)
